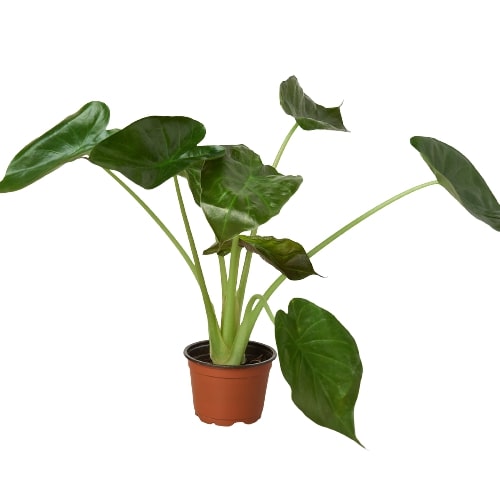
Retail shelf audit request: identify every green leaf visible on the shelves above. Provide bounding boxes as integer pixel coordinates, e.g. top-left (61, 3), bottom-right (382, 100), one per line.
top-left (239, 235), bottom-right (318, 280)
top-left (275, 298), bottom-right (363, 445)
top-left (89, 116), bottom-right (225, 189)
top-left (203, 235), bottom-right (318, 280)
top-left (0, 102), bottom-right (113, 193)
top-left (279, 76), bottom-right (348, 132)
top-left (411, 136), bottom-right (500, 231)
top-left (200, 145), bottom-right (303, 242)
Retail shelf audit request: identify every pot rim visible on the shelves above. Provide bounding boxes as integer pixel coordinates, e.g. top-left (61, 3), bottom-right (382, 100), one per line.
top-left (184, 340), bottom-right (277, 369)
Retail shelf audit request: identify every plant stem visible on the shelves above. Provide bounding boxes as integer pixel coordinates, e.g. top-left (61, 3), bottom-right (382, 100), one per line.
top-left (236, 247), bottom-right (252, 309)
top-left (227, 293), bottom-right (275, 365)
top-left (245, 294), bottom-right (275, 323)
top-left (237, 122), bottom-right (300, 312)
top-left (308, 180), bottom-right (439, 258)
top-left (243, 179), bottom-right (440, 335)
top-left (105, 168), bottom-right (222, 346)
top-left (273, 123), bottom-right (299, 169)
top-left (173, 176), bottom-right (221, 342)
top-left (104, 169), bottom-right (196, 277)
top-left (218, 255), bottom-right (228, 299)
top-left (221, 236), bottom-right (242, 344)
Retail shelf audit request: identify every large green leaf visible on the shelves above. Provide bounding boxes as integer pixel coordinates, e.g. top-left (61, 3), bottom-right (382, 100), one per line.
top-left (0, 102), bottom-right (112, 193)
top-left (411, 136), bottom-right (500, 231)
top-left (275, 298), bottom-right (363, 445)
top-left (280, 76), bottom-right (348, 132)
top-left (200, 145), bottom-right (303, 242)
top-left (89, 116), bottom-right (225, 189)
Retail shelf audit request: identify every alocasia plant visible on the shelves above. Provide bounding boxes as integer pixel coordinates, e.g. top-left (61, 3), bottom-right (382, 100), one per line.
top-left (2, 76), bottom-right (498, 445)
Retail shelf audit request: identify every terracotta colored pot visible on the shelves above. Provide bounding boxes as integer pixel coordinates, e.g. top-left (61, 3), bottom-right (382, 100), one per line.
top-left (184, 340), bottom-right (277, 426)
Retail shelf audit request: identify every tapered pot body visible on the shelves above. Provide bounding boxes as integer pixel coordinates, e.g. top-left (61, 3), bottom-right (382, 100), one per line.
top-left (184, 340), bottom-right (277, 426)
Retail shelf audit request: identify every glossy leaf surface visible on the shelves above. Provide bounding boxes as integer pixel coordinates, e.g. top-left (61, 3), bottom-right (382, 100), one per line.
top-left (275, 298), bottom-right (363, 445)
top-left (0, 102), bottom-right (112, 192)
top-left (89, 116), bottom-right (224, 189)
top-left (239, 235), bottom-right (318, 280)
top-left (204, 235), bottom-right (318, 280)
top-left (411, 136), bottom-right (500, 230)
top-left (200, 145), bottom-right (302, 242)
top-left (280, 76), bottom-right (348, 132)
top-left (179, 164), bottom-right (203, 206)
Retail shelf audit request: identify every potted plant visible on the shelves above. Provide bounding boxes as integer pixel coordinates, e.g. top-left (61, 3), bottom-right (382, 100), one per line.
top-left (1, 76), bottom-right (498, 446)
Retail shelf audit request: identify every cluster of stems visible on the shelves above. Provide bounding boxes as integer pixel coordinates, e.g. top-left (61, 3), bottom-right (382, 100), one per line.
top-left (105, 125), bottom-right (438, 365)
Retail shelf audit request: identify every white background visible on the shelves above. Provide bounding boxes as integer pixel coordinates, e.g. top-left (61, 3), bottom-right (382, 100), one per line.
top-left (1, 1), bottom-right (500, 498)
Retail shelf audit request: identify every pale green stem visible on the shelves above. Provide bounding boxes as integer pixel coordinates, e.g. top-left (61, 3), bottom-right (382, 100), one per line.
top-left (308, 180), bottom-right (439, 258)
top-left (236, 123), bottom-right (300, 309)
top-left (221, 237), bottom-right (242, 344)
top-left (173, 176), bottom-right (221, 342)
top-left (218, 255), bottom-right (228, 299)
top-left (105, 168), bottom-right (221, 343)
top-left (104, 169), bottom-right (196, 278)
top-left (240, 180), bottom-right (440, 341)
top-left (245, 294), bottom-right (275, 323)
top-left (225, 293), bottom-right (275, 364)
top-left (236, 242), bottom-right (253, 310)
top-left (273, 123), bottom-right (299, 168)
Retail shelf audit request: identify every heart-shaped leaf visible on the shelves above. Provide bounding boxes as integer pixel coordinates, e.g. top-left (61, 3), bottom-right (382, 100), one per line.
top-left (280, 76), bottom-right (348, 132)
top-left (200, 145), bottom-right (303, 242)
top-left (0, 101), bottom-right (113, 193)
top-left (411, 136), bottom-right (500, 231)
top-left (275, 298), bottom-right (363, 445)
top-left (89, 116), bottom-right (225, 189)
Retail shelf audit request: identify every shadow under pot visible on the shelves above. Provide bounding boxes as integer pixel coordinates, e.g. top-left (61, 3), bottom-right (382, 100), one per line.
top-left (184, 340), bottom-right (277, 426)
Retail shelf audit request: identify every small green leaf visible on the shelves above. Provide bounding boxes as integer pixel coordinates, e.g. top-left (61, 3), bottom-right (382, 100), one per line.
top-left (202, 240), bottom-right (231, 256)
top-left (239, 235), bottom-right (318, 280)
top-left (201, 145), bottom-right (302, 242)
top-left (411, 136), bottom-right (500, 231)
top-left (275, 298), bottom-right (363, 445)
top-left (280, 76), bottom-right (348, 132)
top-left (0, 101), bottom-right (113, 193)
top-left (203, 236), bottom-right (318, 279)
top-left (89, 116), bottom-right (224, 189)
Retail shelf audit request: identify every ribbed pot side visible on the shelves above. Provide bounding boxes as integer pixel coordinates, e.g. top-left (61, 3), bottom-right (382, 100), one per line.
top-left (184, 340), bottom-right (277, 426)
